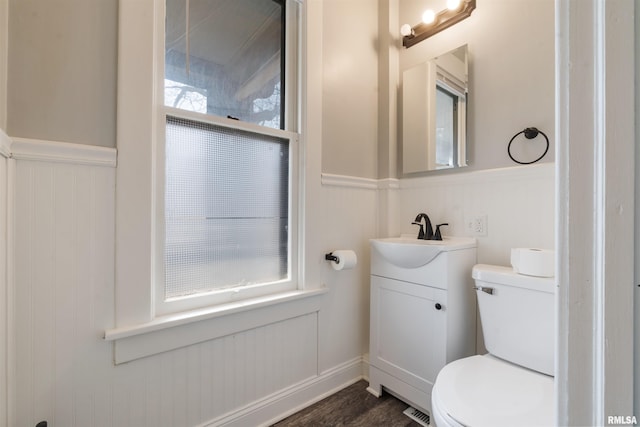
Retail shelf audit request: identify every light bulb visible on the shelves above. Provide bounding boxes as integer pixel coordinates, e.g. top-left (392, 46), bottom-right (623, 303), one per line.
top-left (400, 24), bottom-right (413, 36)
top-left (422, 9), bottom-right (436, 24)
top-left (447, 0), bottom-right (462, 10)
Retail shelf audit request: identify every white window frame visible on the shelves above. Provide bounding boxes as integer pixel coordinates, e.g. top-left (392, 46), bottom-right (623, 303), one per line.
top-left (109, 0), bottom-right (314, 353)
top-left (156, 0), bottom-right (302, 315)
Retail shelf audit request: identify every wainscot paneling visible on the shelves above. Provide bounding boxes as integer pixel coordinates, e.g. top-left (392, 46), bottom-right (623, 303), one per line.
top-left (317, 176), bottom-right (378, 372)
top-left (0, 129), bottom-right (10, 427)
top-left (394, 163), bottom-right (555, 266)
top-left (10, 154), bottom-right (336, 427)
top-left (12, 159), bottom-right (117, 426)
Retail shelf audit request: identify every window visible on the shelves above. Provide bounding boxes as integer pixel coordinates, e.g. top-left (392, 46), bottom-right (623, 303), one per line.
top-left (434, 69), bottom-right (466, 170)
top-left (164, 0), bottom-right (287, 128)
top-left (157, 0), bottom-right (300, 315)
top-left (434, 86), bottom-right (457, 168)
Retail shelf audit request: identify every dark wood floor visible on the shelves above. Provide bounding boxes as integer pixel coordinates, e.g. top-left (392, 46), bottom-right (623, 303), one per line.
top-left (271, 380), bottom-right (424, 427)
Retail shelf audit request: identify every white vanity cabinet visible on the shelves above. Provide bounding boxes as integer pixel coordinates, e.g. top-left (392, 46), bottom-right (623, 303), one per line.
top-left (367, 237), bottom-right (477, 414)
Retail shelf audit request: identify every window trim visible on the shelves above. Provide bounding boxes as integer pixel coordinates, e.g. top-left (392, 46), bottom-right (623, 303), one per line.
top-left (155, 0), bottom-right (301, 315)
top-left (112, 0), bottom-right (305, 334)
top-left (105, 288), bottom-right (326, 364)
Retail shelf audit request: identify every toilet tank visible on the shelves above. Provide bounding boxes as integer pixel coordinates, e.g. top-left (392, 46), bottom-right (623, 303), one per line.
top-left (472, 264), bottom-right (555, 376)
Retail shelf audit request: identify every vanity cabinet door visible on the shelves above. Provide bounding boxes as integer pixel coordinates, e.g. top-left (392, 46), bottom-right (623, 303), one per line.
top-left (370, 275), bottom-right (448, 392)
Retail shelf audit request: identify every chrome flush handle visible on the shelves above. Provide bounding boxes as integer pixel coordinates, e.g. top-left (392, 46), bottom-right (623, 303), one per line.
top-left (473, 286), bottom-right (494, 295)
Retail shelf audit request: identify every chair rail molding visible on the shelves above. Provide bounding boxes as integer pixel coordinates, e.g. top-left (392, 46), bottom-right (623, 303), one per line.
top-left (10, 137), bottom-right (117, 167)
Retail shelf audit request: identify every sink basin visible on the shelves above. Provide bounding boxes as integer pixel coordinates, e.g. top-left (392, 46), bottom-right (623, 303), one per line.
top-left (370, 236), bottom-right (476, 269)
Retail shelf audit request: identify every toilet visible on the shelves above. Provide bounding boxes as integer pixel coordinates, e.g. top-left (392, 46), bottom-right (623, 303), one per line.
top-left (431, 264), bottom-right (555, 427)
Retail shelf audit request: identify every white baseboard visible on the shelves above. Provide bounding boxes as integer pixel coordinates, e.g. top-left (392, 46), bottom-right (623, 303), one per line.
top-left (203, 357), bottom-right (365, 427)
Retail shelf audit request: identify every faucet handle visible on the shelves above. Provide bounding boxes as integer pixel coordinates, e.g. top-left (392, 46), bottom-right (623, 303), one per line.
top-left (434, 223), bottom-right (449, 241)
top-left (411, 221), bottom-right (425, 239)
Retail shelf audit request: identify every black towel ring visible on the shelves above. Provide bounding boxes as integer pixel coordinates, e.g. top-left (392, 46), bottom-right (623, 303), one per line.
top-left (507, 127), bottom-right (549, 165)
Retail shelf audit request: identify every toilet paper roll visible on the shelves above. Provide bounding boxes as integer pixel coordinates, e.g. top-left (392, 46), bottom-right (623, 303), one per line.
top-left (330, 250), bottom-right (358, 271)
top-left (511, 248), bottom-right (555, 278)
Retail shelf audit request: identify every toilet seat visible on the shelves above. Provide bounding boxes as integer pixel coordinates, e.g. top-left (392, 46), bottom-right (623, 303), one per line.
top-left (432, 383), bottom-right (465, 427)
top-left (432, 355), bottom-right (554, 427)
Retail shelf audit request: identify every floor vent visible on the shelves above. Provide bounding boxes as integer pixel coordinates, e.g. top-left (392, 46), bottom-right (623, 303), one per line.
top-left (403, 406), bottom-right (431, 426)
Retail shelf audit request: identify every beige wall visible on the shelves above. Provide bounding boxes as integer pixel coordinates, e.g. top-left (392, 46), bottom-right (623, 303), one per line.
top-left (7, 0), bottom-right (117, 148)
top-left (0, 0), bottom-right (7, 129)
top-left (321, 0), bottom-right (380, 179)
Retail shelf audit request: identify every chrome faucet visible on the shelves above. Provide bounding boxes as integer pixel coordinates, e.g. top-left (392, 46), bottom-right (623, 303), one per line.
top-left (412, 213), bottom-right (434, 240)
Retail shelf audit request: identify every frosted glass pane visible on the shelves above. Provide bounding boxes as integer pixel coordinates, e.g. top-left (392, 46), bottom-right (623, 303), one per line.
top-left (165, 0), bottom-right (284, 129)
top-left (165, 116), bottom-right (289, 299)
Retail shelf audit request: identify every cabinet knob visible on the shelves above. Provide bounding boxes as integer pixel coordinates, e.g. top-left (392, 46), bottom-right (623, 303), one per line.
top-left (435, 303), bottom-right (442, 310)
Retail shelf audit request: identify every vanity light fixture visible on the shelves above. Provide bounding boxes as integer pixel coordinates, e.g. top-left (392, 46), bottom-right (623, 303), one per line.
top-left (422, 9), bottom-right (436, 24)
top-left (447, 0), bottom-right (462, 10)
top-left (400, 24), bottom-right (414, 37)
top-left (401, 0), bottom-right (476, 48)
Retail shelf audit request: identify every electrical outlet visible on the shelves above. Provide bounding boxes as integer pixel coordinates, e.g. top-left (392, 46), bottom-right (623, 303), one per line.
top-left (466, 215), bottom-right (488, 236)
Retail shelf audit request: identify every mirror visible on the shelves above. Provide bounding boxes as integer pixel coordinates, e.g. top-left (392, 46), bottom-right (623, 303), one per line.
top-left (402, 45), bottom-right (468, 173)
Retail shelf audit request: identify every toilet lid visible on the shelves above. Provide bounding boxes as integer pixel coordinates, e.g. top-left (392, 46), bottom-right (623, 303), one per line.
top-left (434, 355), bottom-right (554, 427)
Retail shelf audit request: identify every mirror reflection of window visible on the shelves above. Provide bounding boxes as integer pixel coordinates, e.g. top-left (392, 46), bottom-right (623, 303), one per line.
top-left (401, 44), bottom-right (468, 174)
top-left (435, 86), bottom-right (456, 168)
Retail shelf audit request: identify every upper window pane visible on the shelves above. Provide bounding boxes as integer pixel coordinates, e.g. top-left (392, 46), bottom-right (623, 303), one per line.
top-left (165, 0), bottom-right (284, 129)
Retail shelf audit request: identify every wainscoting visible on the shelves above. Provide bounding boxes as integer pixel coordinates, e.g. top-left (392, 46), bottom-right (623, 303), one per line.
top-left (0, 130), bottom-right (10, 427)
top-left (13, 158), bottom-right (117, 426)
top-left (395, 163), bottom-right (555, 266)
top-left (4, 139), bottom-right (555, 426)
top-left (6, 139), bottom-right (377, 427)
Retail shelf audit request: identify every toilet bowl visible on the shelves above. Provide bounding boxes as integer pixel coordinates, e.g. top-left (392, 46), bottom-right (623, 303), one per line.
top-left (431, 355), bottom-right (553, 427)
top-left (431, 264), bottom-right (555, 427)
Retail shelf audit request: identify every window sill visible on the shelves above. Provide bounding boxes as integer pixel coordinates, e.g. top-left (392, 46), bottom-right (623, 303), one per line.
top-left (104, 288), bottom-right (328, 364)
